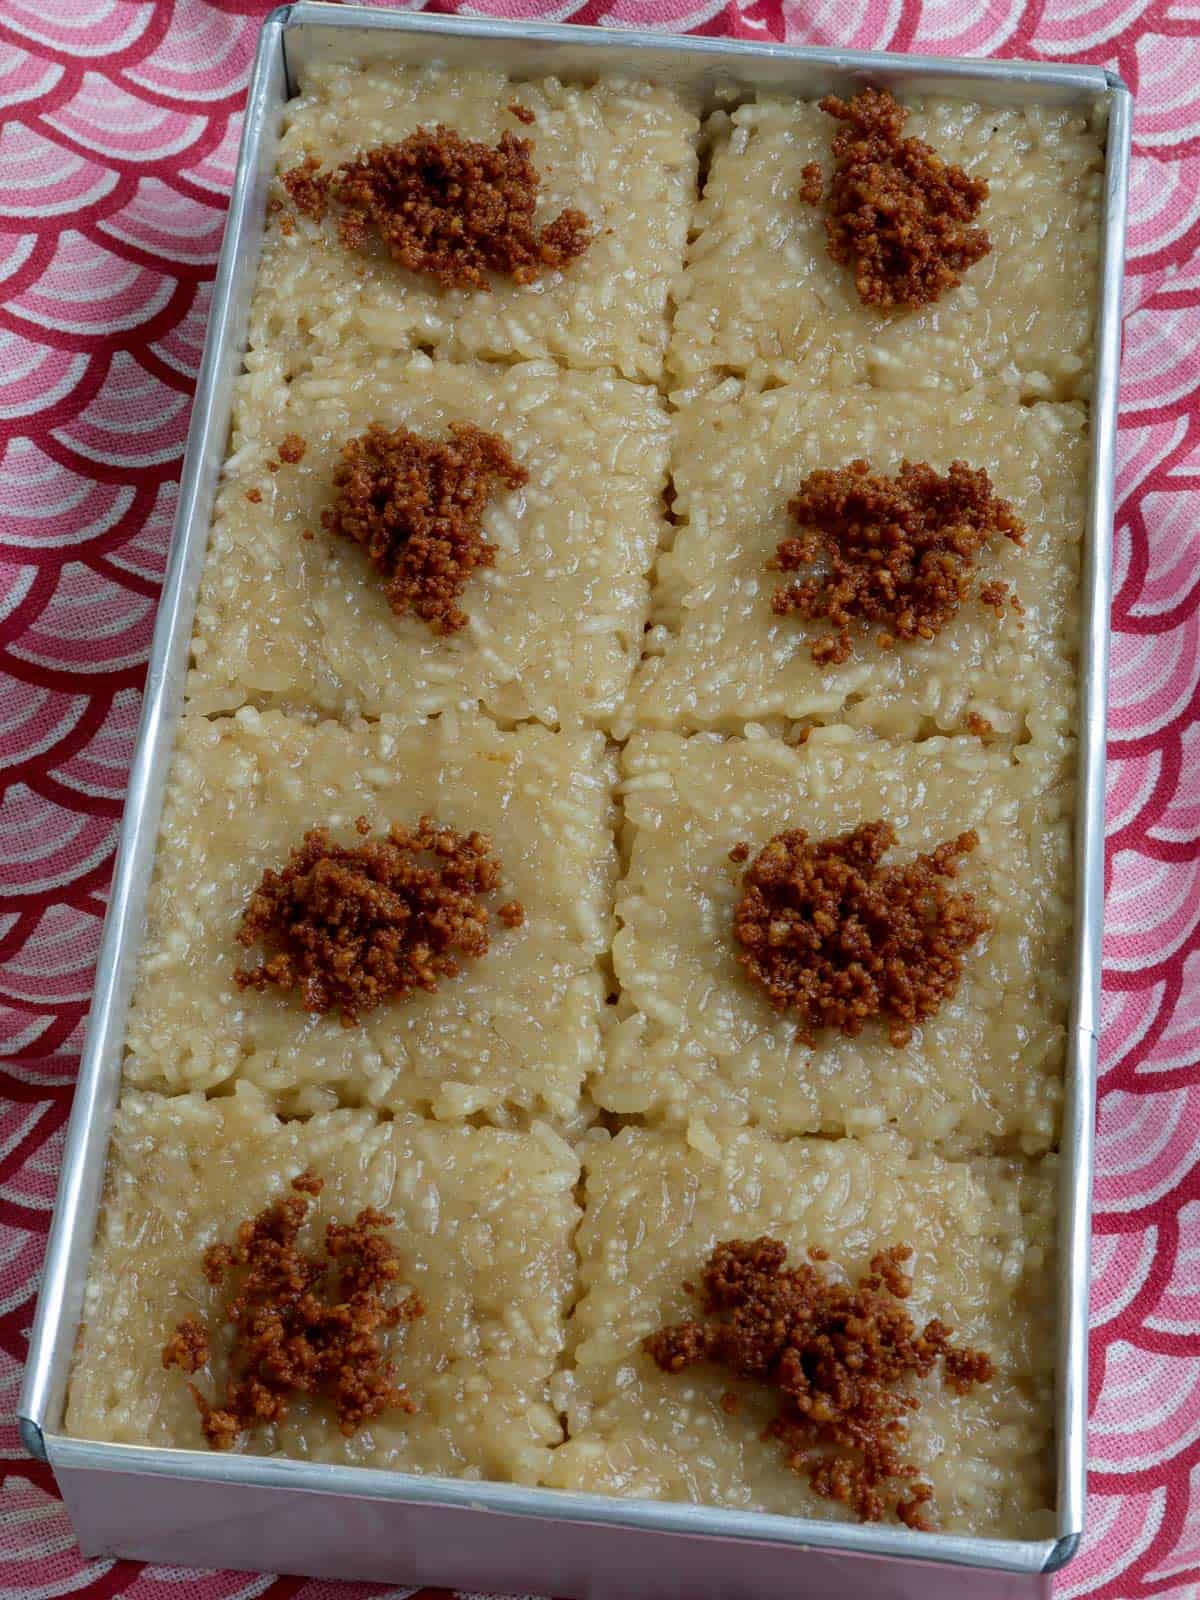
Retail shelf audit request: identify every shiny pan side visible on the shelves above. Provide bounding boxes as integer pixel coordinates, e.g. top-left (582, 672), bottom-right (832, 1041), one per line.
top-left (18, 6), bottom-right (1132, 1595)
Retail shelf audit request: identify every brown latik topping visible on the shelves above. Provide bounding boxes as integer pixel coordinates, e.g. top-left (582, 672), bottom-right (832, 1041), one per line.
top-left (202, 1242), bottom-right (235, 1285)
top-left (770, 458), bottom-right (1025, 665)
top-left (980, 578), bottom-right (1024, 620)
top-left (161, 1315), bottom-right (208, 1375)
top-left (282, 127), bottom-right (591, 292)
top-left (322, 421), bottom-right (527, 634)
top-left (798, 161), bottom-right (823, 206)
top-left (234, 817), bottom-right (520, 1025)
top-left (509, 101), bottom-right (536, 125)
top-left (965, 711), bottom-right (994, 738)
top-left (805, 87), bottom-right (991, 310)
top-left (278, 433), bottom-right (306, 465)
top-left (163, 1171), bottom-right (424, 1449)
top-left (732, 821), bottom-right (989, 1047)
top-left (645, 1237), bottom-right (993, 1529)
top-left (281, 154), bottom-right (328, 222)
top-left (943, 1343), bottom-right (996, 1395)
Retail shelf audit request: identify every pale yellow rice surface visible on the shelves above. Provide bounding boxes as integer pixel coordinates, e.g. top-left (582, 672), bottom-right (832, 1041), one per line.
top-left (544, 1124), bottom-right (1056, 1540)
top-left (669, 97), bottom-right (1103, 399)
top-left (600, 727), bottom-right (1073, 1155)
top-left (66, 1086), bottom-right (578, 1485)
top-left (187, 354), bottom-right (669, 730)
top-left (252, 62), bottom-right (697, 383)
top-left (622, 385), bottom-right (1086, 742)
top-left (123, 708), bottom-right (616, 1128)
top-left (83, 62), bottom-right (1091, 1530)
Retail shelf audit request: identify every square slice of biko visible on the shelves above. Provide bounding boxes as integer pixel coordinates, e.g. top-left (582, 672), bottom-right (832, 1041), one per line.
top-left (600, 726), bottom-right (1073, 1155)
top-left (188, 354), bottom-right (669, 731)
top-left (122, 708), bottom-right (616, 1129)
top-left (544, 1124), bottom-right (1056, 1542)
top-left (66, 1086), bottom-right (579, 1485)
top-left (669, 95), bottom-right (1103, 401)
top-left (252, 61), bottom-right (698, 383)
top-left (622, 386), bottom-right (1086, 744)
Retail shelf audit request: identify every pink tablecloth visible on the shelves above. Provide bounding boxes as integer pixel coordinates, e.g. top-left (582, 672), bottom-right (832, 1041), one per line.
top-left (1, 1), bottom-right (1197, 1596)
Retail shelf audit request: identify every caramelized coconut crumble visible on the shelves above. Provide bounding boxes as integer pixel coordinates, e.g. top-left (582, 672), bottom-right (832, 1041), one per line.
top-left (281, 153), bottom-right (328, 222)
top-left (732, 821), bottom-right (989, 1047)
top-left (321, 421), bottom-right (527, 634)
top-left (497, 899), bottom-right (525, 929)
top-left (234, 816), bottom-right (520, 1025)
top-left (202, 1242), bottom-right (234, 1285)
top-left (980, 578), bottom-right (1025, 620)
top-left (770, 458), bottom-right (1025, 665)
top-left (161, 1315), bottom-right (208, 1375)
top-left (282, 127), bottom-right (591, 291)
top-left (804, 87), bottom-right (991, 311)
top-left (278, 433), bottom-right (307, 465)
top-left (163, 1172), bottom-right (423, 1449)
top-left (646, 1237), bottom-right (994, 1529)
top-left (798, 161), bottom-right (823, 206)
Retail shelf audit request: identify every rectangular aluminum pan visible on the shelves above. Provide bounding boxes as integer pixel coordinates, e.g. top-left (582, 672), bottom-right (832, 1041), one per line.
top-left (18, 5), bottom-right (1132, 1594)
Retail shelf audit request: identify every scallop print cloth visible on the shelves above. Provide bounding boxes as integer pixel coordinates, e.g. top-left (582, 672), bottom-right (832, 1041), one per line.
top-left (0, 2), bottom-right (1198, 1598)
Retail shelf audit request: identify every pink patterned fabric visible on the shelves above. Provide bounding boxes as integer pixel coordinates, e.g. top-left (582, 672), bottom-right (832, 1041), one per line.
top-left (0, 1), bottom-right (1195, 1596)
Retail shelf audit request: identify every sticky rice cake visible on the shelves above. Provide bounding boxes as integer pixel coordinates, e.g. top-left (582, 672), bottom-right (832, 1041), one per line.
top-left (123, 708), bottom-right (616, 1129)
top-left (545, 1124), bottom-right (1057, 1540)
top-left (601, 726), bottom-right (1073, 1156)
top-left (669, 96), bottom-right (1103, 399)
top-left (622, 385), bottom-right (1086, 743)
top-left (252, 62), bottom-right (698, 383)
top-left (66, 1087), bottom-right (579, 1485)
top-left (188, 354), bottom-right (669, 730)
